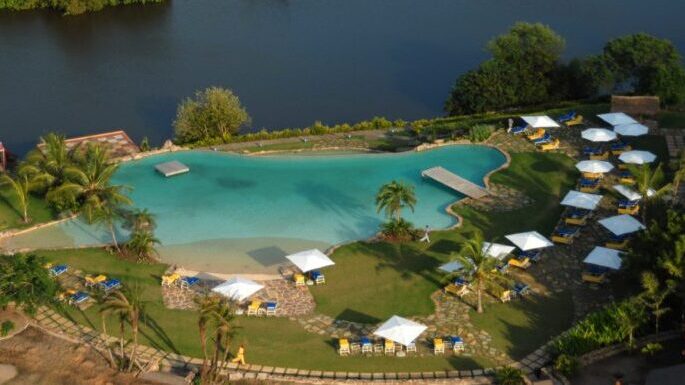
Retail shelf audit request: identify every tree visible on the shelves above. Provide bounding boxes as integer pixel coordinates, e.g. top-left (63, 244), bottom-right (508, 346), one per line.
top-left (639, 271), bottom-right (675, 335)
top-left (101, 287), bottom-right (146, 372)
top-left (603, 33), bottom-right (685, 105)
top-left (628, 209), bottom-right (685, 280)
top-left (195, 294), bottom-right (221, 382)
top-left (205, 299), bottom-right (235, 385)
top-left (125, 230), bottom-right (160, 263)
top-left (123, 208), bottom-right (156, 234)
top-left (493, 366), bottom-right (525, 385)
top-left (91, 204), bottom-right (126, 252)
top-left (451, 232), bottom-right (507, 313)
top-left (615, 297), bottom-right (647, 348)
top-left (561, 55), bottom-right (614, 99)
top-left (0, 174), bottom-right (33, 223)
top-left (628, 163), bottom-right (671, 222)
top-left (19, 133), bottom-right (71, 192)
top-left (0, 254), bottom-right (59, 316)
top-left (445, 60), bottom-right (516, 115)
top-left (173, 87), bottom-right (251, 144)
top-left (375, 180), bottom-right (416, 222)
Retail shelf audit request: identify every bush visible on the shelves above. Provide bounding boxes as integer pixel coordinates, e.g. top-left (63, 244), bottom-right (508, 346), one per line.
top-left (379, 218), bottom-right (416, 241)
top-left (0, 320), bottom-right (14, 337)
top-left (493, 367), bottom-right (525, 385)
top-left (641, 342), bottom-right (663, 356)
top-left (469, 124), bottom-right (495, 142)
top-left (554, 354), bottom-right (578, 377)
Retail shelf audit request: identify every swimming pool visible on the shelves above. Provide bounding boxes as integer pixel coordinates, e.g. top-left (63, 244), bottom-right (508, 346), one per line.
top-left (3, 146), bottom-right (505, 273)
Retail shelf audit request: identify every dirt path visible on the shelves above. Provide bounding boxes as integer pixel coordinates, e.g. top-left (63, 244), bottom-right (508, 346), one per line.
top-left (0, 326), bottom-right (165, 385)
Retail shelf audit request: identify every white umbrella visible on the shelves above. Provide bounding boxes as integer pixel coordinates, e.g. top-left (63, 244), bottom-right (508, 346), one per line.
top-left (373, 316), bottom-right (427, 346)
top-left (613, 185), bottom-right (642, 201)
top-left (597, 112), bottom-right (637, 126)
top-left (581, 128), bottom-right (617, 142)
top-left (286, 249), bottom-right (335, 273)
top-left (212, 277), bottom-right (264, 302)
top-left (614, 123), bottom-right (649, 136)
top-left (618, 150), bottom-right (656, 164)
top-left (438, 261), bottom-right (463, 273)
top-left (505, 231), bottom-right (553, 251)
top-left (575, 160), bottom-right (614, 173)
top-left (583, 247), bottom-right (622, 270)
top-left (598, 215), bottom-right (646, 236)
top-left (561, 190), bottom-right (603, 210)
top-left (521, 115), bottom-right (560, 128)
top-left (482, 242), bottom-right (516, 260)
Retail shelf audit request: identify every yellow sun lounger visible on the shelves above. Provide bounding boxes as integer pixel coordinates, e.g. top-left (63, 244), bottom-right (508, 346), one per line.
top-left (444, 284), bottom-right (469, 298)
top-left (581, 172), bottom-right (603, 180)
top-left (565, 115), bottom-right (583, 126)
top-left (161, 273), bottom-right (181, 286)
top-left (85, 275), bottom-right (107, 287)
top-left (582, 272), bottom-right (606, 284)
top-left (384, 339), bottom-right (395, 355)
top-left (433, 338), bottom-right (444, 354)
top-left (338, 338), bottom-right (350, 356)
top-left (508, 257), bottom-right (531, 269)
top-left (293, 273), bottom-right (306, 287)
top-left (605, 238), bottom-right (630, 251)
top-left (500, 290), bottom-right (512, 303)
top-left (247, 300), bottom-right (262, 316)
top-left (527, 128), bottom-right (545, 141)
top-left (540, 138), bottom-right (560, 151)
top-left (589, 152), bottom-right (609, 160)
top-left (617, 205), bottom-right (639, 215)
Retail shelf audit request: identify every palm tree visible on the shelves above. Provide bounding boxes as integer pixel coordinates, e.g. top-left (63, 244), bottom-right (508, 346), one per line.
top-left (639, 271), bottom-right (675, 335)
top-left (0, 254), bottom-right (58, 316)
top-left (0, 174), bottom-right (32, 223)
top-left (451, 232), bottom-right (508, 313)
top-left (615, 297), bottom-right (647, 349)
top-left (673, 150), bottom-right (685, 206)
top-left (124, 208), bottom-right (156, 233)
top-left (91, 204), bottom-right (126, 252)
top-left (628, 163), bottom-right (672, 221)
top-left (126, 230), bottom-right (161, 262)
top-left (375, 180), bottom-right (417, 221)
top-left (48, 144), bottom-right (131, 221)
top-left (194, 294), bottom-right (221, 381)
top-left (209, 300), bottom-right (234, 384)
top-left (102, 287), bottom-right (146, 371)
top-left (18, 133), bottom-right (71, 190)
top-left (95, 291), bottom-right (117, 368)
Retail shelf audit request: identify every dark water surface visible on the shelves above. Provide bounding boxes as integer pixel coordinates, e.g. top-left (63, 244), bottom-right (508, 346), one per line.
top-left (1, 0), bottom-right (684, 154)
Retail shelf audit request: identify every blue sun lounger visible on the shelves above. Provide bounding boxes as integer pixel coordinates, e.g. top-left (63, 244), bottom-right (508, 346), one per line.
top-left (533, 133), bottom-right (552, 145)
top-left (510, 125), bottom-right (527, 135)
top-left (557, 111), bottom-right (576, 123)
top-left (579, 178), bottom-right (600, 187)
top-left (513, 282), bottom-right (530, 296)
top-left (180, 276), bottom-right (200, 288)
top-left (454, 277), bottom-right (470, 286)
top-left (49, 264), bottom-right (68, 277)
top-left (519, 249), bottom-right (541, 262)
top-left (618, 199), bottom-right (639, 208)
top-left (70, 291), bottom-right (90, 305)
top-left (100, 279), bottom-right (121, 292)
top-left (611, 141), bottom-right (630, 152)
top-left (582, 146), bottom-right (604, 156)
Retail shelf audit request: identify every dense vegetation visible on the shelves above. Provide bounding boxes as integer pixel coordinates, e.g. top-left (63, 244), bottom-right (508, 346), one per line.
top-left (0, 0), bottom-right (164, 15)
top-left (446, 23), bottom-right (685, 115)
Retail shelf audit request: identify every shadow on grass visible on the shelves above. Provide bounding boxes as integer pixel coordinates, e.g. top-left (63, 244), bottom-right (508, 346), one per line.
top-left (335, 308), bottom-right (381, 324)
top-left (141, 314), bottom-right (180, 354)
top-left (366, 242), bottom-right (444, 289)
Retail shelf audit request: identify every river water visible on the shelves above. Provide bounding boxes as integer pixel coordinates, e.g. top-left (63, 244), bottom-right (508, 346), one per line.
top-left (1, 0), bottom-right (684, 154)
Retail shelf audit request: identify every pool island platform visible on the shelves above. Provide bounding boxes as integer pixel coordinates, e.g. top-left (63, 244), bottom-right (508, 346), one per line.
top-left (155, 160), bottom-right (190, 177)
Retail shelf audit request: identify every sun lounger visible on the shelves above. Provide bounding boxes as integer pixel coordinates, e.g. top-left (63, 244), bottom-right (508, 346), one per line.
top-left (582, 271), bottom-right (606, 284)
top-left (564, 208), bottom-right (591, 226)
top-left (450, 336), bottom-right (465, 352)
top-left (161, 273), bottom-right (180, 287)
top-left (70, 291), bottom-right (90, 305)
top-left (338, 338), bottom-right (350, 356)
top-left (247, 300), bottom-right (262, 316)
top-left (519, 249), bottom-right (542, 262)
top-left (589, 151), bottom-right (609, 160)
top-left (583, 146), bottom-right (604, 156)
top-left (513, 282), bottom-right (530, 296)
top-left (510, 125), bottom-right (527, 135)
top-left (454, 277), bottom-right (470, 286)
top-left (619, 171), bottom-right (636, 185)
top-left (310, 270), bottom-right (325, 285)
top-left (433, 338), bottom-right (444, 354)
top-left (444, 283), bottom-right (469, 298)
top-left (180, 276), bottom-right (200, 288)
top-left (540, 138), bottom-right (560, 151)
top-left (495, 261), bottom-right (509, 273)
top-left (49, 264), bottom-right (68, 277)
top-left (500, 290), bottom-right (512, 302)
top-left (266, 302), bottom-right (277, 316)
top-left (406, 342), bottom-right (417, 353)
top-left (551, 226), bottom-right (580, 244)
top-left (384, 339), bottom-right (395, 355)
top-left (532, 133), bottom-right (552, 145)
top-left (361, 337), bottom-right (373, 354)
top-left (565, 115), bottom-right (583, 126)
top-left (606, 234), bottom-right (631, 250)
top-left (578, 178), bottom-right (600, 193)
top-left (617, 200), bottom-right (639, 215)
top-left (85, 274), bottom-right (107, 287)
top-left (557, 111), bottom-right (576, 123)
top-left (581, 172), bottom-right (603, 180)
top-left (508, 257), bottom-right (531, 269)
top-left (58, 289), bottom-right (77, 302)
top-left (527, 128), bottom-right (545, 141)
top-left (610, 141), bottom-right (631, 155)
top-left (99, 279), bottom-right (121, 292)
top-left (293, 273), bottom-right (306, 286)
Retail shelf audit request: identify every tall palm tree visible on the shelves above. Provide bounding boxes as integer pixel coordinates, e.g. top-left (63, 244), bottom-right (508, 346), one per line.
top-left (124, 208), bottom-right (157, 233)
top-left (194, 294), bottom-right (221, 381)
top-left (102, 287), bottom-right (146, 371)
top-left (48, 144), bottom-right (131, 221)
top-left (628, 163), bottom-right (672, 221)
top-left (19, 133), bottom-right (71, 190)
top-left (95, 291), bottom-right (117, 368)
top-left (375, 180), bottom-right (417, 221)
top-left (209, 300), bottom-right (234, 384)
top-left (639, 271), bottom-right (675, 335)
top-left (451, 232), bottom-right (508, 313)
top-left (615, 297), bottom-right (647, 348)
top-left (1, 174), bottom-right (32, 223)
top-left (91, 204), bottom-right (126, 252)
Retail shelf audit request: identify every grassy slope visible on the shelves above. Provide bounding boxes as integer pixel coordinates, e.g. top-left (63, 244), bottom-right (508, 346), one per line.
top-left (0, 187), bottom-right (55, 231)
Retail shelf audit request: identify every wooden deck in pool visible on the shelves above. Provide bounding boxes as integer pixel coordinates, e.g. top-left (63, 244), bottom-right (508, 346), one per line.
top-left (421, 166), bottom-right (488, 199)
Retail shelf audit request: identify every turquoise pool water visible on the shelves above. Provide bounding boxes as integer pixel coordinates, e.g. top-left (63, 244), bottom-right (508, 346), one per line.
top-left (3, 146), bottom-right (505, 273)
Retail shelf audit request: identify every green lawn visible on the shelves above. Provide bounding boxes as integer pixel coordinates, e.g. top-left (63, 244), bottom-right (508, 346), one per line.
top-left (470, 292), bottom-right (574, 359)
top-left (34, 150), bottom-right (578, 371)
top-left (0, 186), bottom-right (55, 231)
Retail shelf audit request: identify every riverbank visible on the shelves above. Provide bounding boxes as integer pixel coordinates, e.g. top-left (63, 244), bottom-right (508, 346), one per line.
top-left (0, 0), bottom-right (166, 15)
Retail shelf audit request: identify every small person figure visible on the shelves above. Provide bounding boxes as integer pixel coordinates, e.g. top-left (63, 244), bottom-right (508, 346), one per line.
top-left (420, 225), bottom-right (431, 243)
top-left (507, 118), bottom-right (514, 132)
top-left (231, 344), bottom-right (246, 365)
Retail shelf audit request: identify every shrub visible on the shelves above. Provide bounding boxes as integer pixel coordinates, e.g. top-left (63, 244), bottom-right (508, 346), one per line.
top-left (641, 342), bottom-right (663, 356)
top-left (0, 320), bottom-right (14, 337)
top-left (493, 367), bottom-right (525, 385)
top-left (554, 354), bottom-right (578, 377)
top-left (379, 218), bottom-right (416, 241)
top-left (469, 124), bottom-right (495, 142)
